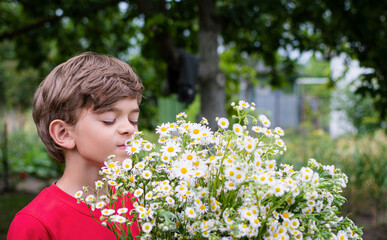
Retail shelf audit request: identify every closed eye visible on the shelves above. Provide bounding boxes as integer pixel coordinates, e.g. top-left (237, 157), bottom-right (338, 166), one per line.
top-left (130, 120), bottom-right (139, 126)
top-left (103, 120), bottom-right (116, 125)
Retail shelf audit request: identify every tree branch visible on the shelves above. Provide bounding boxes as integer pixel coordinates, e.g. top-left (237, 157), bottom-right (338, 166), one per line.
top-left (0, 0), bottom-right (121, 41)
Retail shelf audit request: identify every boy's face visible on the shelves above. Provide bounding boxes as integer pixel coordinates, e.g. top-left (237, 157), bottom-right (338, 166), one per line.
top-left (70, 97), bottom-right (139, 165)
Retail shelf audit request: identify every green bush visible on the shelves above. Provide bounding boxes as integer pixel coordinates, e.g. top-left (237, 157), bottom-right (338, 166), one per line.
top-left (8, 129), bottom-right (63, 180)
top-left (278, 128), bottom-right (387, 222)
top-left (0, 125), bottom-right (63, 185)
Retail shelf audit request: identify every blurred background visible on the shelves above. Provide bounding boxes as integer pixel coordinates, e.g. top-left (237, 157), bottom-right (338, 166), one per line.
top-left (1, 0), bottom-right (386, 239)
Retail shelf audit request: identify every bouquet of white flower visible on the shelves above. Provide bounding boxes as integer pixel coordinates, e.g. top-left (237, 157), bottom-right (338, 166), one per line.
top-left (78, 101), bottom-right (362, 240)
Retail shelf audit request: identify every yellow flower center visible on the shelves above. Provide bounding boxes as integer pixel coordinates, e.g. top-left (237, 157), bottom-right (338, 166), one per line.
top-left (167, 146), bottom-right (174, 153)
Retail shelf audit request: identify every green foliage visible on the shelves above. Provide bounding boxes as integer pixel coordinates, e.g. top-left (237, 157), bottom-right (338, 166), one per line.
top-left (278, 129), bottom-right (387, 222)
top-left (302, 56), bottom-right (331, 78)
top-left (7, 130), bottom-right (62, 180)
top-left (6, 129), bottom-right (63, 180)
top-left (1, 0), bottom-right (387, 125)
top-left (334, 86), bottom-right (381, 134)
top-left (0, 113), bottom-right (63, 182)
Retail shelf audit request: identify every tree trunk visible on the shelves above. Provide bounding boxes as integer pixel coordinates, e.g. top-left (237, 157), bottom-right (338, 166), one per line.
top-left (197, 0), bottom-right (226, 130)
top-left (1, 122), bottom-right (10, 193)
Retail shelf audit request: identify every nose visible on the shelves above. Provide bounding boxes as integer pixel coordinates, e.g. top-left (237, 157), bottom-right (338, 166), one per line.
top-left (118, 120), bottom-right (137, 135)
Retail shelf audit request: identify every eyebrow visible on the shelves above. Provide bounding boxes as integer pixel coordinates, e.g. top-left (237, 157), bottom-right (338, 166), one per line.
top-left (96, 106), bottom-right (140, 114)
top-left (107, 107), bottom-right (140, 113)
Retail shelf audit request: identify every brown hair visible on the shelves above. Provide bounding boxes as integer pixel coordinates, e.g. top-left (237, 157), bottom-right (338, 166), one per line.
top-left (33, 52), bottom-right (144, 162)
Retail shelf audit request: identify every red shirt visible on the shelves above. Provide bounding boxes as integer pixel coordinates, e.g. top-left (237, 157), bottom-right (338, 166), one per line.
top-left (8, 184), bottom-right (139, 240)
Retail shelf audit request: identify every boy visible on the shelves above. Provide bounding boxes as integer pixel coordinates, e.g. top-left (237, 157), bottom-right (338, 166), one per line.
top-left (8, 52), bottom-right (144, 239)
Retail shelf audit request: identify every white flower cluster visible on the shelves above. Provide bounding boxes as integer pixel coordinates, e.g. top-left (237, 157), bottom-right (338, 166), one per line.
top-left (79, 100), bottom-right (362, 240)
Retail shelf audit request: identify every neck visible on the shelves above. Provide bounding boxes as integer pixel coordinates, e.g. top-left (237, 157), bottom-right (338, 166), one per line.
top-left (56, 153), bottom-right (103, 198)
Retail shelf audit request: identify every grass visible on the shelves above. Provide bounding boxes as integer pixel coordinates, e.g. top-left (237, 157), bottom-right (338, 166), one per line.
top-left (0, 192), bottom-right (36, 239)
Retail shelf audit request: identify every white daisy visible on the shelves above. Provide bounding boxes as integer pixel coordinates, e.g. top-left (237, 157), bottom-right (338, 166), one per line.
top-left (289, 218), bottom-right (300, 229)
top-left (142, 222), bottom-right (153, 233)
top-left (250, 218), bottom-right (261, 229)
top-left (185, 207), bottom-right (198, 218)
top-left (126, 141), bottom-right (142, 154)
top-left (117, 207), bottom-right (128, 214)
top-left (150, 202), bottom-right (159, 210)
top-left (181, 150), bottom-right (197, 162)
top-left (252, 125), bottom-right (263, 133)
top-left (107, 180), bottom-right (117, 186)
top-left (274, 127), bottom-right (285, 136)
top-left (142, 170), bottom-right (152, 179)
top-left (142, 141), bottom-right (154, 151)
top-left (161, 141), bottom-right (181, 158)
top-left (134, 188), bottom-right (144, 197)
top-left (122, 158), bottom-right (133, 171)
top-left (259, 114), bottom-right (271, 127)
top-left (275, 139), bottom-right (285, 148)
top-left (85, 194), bottom-right (95, 202)
top-left (155, 123), bottom-right (170, 136)
top-left (134, 161), bottom-right (146, 170)
top-left (234, 171), bottom-right (246, 184)
top-left (101, 209), bottom-right (115, 216)
top-left (189, 123), bottom-right (204, 139)
top-left (244, 139), bottom-right (257, 153)
top-left (74, 190), bottom-right (83, 199)
top-left (224, 180), bottom-right (237, 190)
top-left (217, 117), bottom-right (230, 129)
top-left (160, 153), bottom-right (172, 163)
top-left (238, 100), bottom-right (250, 109)
top-left (171, 160), bottom-right (193, 180)
top-left (263, 128), bottom-right (273, 137)
top-left (233, 123), bottom-right (244, 136)
top-left (165, 196), bottom-right (175, 205)
top-left (95, 201), bottom-right (106, 209)
top-left (336, 230), bottom-right (348, 240)
top-left (176, 112), bottom-right (187, 119)
top-left (145, 191), bottom-right (153, 200)
top-left (112, 215), bottom-right (126, 223)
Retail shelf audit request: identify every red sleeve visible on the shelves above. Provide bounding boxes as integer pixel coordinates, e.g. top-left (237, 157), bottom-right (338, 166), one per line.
top-left (8, 213), bottom-right (50, 240)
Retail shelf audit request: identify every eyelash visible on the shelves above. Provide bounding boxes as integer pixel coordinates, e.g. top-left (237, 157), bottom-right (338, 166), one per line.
top-left (103, 120), bottom-right (138, 126)
top-left (130, 121), bottom-right (139, 126)
top-left (103, 120), bottom-right (116, 125)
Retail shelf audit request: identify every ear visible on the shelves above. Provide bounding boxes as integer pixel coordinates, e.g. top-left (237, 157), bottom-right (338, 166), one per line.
top-left (49, 119), bottom-right (76, 149)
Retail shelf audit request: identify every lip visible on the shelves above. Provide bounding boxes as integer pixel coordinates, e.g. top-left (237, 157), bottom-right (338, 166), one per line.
top-left (118, 145), bottom-right (127, 150)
